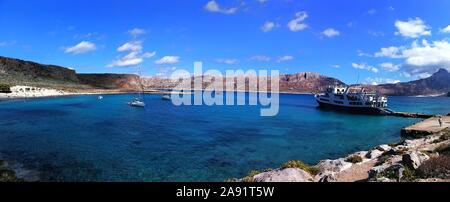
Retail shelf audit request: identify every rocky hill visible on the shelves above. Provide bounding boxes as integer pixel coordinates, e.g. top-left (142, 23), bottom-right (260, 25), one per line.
top-left (0, 56), bottom-right (139, 90)
top-left (141, 72), bottom-right (345, 93)
top-left (78, 74), bottom-right (141, 89)
top-left (0, 56), bottom-right (82, 89)
top-left (375, 69), bottom-right (450, 96)
top-left (279, 72), bottom-right (344, 93)
top-left (1, 56), bottom-right (450, 95)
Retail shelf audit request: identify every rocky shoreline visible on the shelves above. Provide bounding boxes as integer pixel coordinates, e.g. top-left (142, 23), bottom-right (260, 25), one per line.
top-left (233, 119), bottom-right (450, 182)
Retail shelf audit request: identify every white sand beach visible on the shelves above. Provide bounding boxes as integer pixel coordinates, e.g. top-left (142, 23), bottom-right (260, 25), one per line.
top-left (0, 85), bottom-right (72, 99)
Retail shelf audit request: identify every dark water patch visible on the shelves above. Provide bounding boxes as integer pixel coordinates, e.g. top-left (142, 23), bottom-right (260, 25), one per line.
top-left (59, 102), bottom-right (90, 109)
top-left (4, 108), bottom-right (69, 119)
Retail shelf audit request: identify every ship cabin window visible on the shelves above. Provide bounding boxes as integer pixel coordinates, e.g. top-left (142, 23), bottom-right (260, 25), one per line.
top-left (334, 94), bottom-right (344, 100)
top-left (349, 102), bottom-right (363, 106)
top-left (320, 98), bottom-right (330, 102)
top-left (333, 101), bottom-right (344, 104)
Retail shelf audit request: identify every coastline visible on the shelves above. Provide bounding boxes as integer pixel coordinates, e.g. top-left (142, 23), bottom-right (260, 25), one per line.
top-left (233, 116), bottom-right (450, 182)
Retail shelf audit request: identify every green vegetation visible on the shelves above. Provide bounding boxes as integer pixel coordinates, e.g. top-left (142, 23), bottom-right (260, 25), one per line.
top-left (434, 143), bottom-right (450, 155)
top-left (241, 170), bottom-right (261, 182)
top-left (439, 129), bottom-right (450, 141)
top-left (375, 155), bottom-right (390, 166)
top-left (417, 156), bottom-right (450, 179)
top-left (0, 160), bottom-right (22, 182)
top-left (0, 83), bottom-right (12, 93)
top-left (281, 160), bottom-right (320, 176)
top-left (345, 155), bottom-right (363, 164)
top-left (402, 166), bottom-right (419, 182)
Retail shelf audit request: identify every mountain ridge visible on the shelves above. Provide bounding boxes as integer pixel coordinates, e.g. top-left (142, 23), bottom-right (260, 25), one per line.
top-left (1, 56), bottom-right (449, 96)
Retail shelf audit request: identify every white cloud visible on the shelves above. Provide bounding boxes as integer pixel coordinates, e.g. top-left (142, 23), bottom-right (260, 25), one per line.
top-left (365, 77), bottom-right (400, 85)
top-left (395, 18), bottom-right (431, 38)
top-left (142, 52), bottom-right (156, 58)
top-left (373, 39), bottom-right (450, 77)
top-left (216, 58), bottom-right (238, 65)
top-left (352, 63), bottom-right (379, 73)
top-left (204, 0), bottom-right (237, 14)
top-left (402, 40), bottom-right (450, 72)
top-left (287, 12), bottom-right (308, 32)
top-left (117, 41), bottom-right (142, 52)
top-left (261, 21), bottom-right (276, 32)
top-left (380, 62), bottom-right (400, 72)
top-left (357, 50), bottom-right (372, 57)
top-left (441, 25), bottom-right (450, 33)
top-left (322, 28), bottom-right (340, 38)
top-left (64, 41), bottom-right (96, 54)
top-left (277, 55), bottom-right (294, 62)
top-left (249, 55), bottom-right (271, 62)
top-left (368, 30), bottom-right (385, 37)
top-left (108, 41), bottom-right (155, 67)
top-left (374, 46), bottom-right (402, 58)
top-left (128, 28), bottom-right (146, 37)
top-left (155, 56), bottom-right (180, 65)
top-left (331, 65), bottom-right (340, 68)
top-left (367, 9), bottom-right (377, 15)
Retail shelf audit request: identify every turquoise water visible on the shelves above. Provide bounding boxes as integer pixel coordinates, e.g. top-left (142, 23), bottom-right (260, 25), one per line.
top-left (0, 94), bottom-right (448, 181)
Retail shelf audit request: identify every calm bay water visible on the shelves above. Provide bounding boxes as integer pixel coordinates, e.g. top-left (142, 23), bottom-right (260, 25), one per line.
top-left (0, 93), bottom-right (449, 181)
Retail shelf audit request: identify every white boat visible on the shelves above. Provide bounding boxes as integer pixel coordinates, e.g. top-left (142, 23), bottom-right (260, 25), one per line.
top-left (315, 85), bottom-right (388, 114)
top-left (128, 67), bottom-right (146, 107)
top-left (128, 98), bottom-right (146, 107)
top-left (161, 94), bottom-right (171, 100)
top-left (98, 96), bottom-right (103, 100)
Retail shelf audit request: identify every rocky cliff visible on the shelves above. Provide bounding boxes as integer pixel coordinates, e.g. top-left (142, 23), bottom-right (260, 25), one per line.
top-left (279, 72), bottom-right (344, 93)
top-left (0, 56), bottom-right (140, 90)
top-left (2, 56), bottom-right (450, 95)
top-left (0, 56), bottom-right (80, 88)
top-left (375, 69), bottom-right (450, 96)
top-left (78, 74), bottom-right (141, 89)
top-left (141, 72), bottom-right (345, 93)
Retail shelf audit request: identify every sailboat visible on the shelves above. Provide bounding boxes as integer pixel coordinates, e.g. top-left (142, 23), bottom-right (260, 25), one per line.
top-left (128, 67), bottom-right (146, 107)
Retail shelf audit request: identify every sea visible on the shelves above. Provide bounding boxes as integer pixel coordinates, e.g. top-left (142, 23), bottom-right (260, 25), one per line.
top-left (0, 93), bottom-right (449, 181)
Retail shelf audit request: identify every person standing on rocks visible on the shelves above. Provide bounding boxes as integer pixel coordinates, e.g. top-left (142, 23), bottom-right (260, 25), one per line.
top-left (438, 116), bottom-right (443, 128)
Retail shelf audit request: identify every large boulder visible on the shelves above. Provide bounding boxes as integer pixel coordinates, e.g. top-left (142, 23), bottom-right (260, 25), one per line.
top-left (317, 158), bottom-right (352, 174)
top-left (402, 151), bottom-right (430, 170)
top-left (317, 174), bottom-right (338, 182)
top-left (376, 144), bottom-right (392, 152)
top-left (369, 164), bottom-right (404, 182)
top-left (252, 168), bottom-right (313, 182)
top-left (366, 149), bottom-right (384, 159)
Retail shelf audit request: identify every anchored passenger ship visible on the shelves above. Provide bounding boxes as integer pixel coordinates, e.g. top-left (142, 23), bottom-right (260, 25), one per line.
top-left (315, 85), bottom-right (389, 114)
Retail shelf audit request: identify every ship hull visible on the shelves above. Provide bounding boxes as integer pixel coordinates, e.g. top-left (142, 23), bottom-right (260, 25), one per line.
top-left (316, 100), bottom-right (384, 115)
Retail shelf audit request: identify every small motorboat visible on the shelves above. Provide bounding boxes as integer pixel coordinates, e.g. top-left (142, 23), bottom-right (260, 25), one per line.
top-left (161, 94), bottom-right (171, 100)
top-left (128, 98), bottom-right (146, 107)
top-left (98, 96), bottom-right (103, 100)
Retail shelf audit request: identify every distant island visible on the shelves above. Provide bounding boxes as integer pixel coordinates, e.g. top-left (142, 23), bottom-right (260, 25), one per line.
top-left (1, 56), bottom-right (450, 97)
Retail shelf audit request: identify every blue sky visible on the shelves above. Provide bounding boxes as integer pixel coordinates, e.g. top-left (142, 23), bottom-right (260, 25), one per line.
top-left (1, 0), bottom-right (450, 84)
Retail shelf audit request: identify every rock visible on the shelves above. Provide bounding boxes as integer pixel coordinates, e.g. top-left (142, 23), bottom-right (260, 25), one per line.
top-left (370, 164), bottom-right (404, 182)
top-left (318, 174), bottom-right (338, 182)
top-left (317, 158), bottom-right (352, 174)
top-left (373, 177), bottom-right (396, 182)
top-left (366, 149), bottom-right (384, 159)
top-left (252, 168), bottom-right (313, 182)
top-left (376, 144), bottom-right (391, 152)
top-left (369, 164), bottom-right (390, 179)
top-left (402, 151), bottom-right (430, 170)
